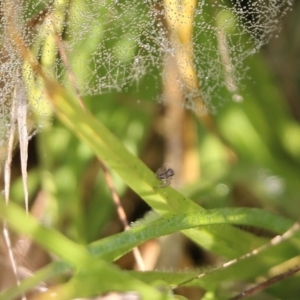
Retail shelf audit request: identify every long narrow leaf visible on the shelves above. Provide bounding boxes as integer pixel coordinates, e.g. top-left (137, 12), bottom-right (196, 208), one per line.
top-left (89, 208), bottom-right (294, 261)
top-left (0, 261), bottom-right (70, 300)
top-left (42, 79), bottom-right (266, 258)
top-left (1, 198), bottom-right (298, 299)
top-left (0, 199), bottom-right (173, 300)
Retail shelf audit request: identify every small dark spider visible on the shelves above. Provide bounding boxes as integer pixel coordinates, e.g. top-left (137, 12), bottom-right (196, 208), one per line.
top-left (156, 165), bottom-right (175, 187)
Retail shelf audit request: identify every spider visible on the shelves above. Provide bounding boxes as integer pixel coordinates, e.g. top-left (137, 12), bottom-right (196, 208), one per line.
top-left (156, 165), bottom-right (174, 187)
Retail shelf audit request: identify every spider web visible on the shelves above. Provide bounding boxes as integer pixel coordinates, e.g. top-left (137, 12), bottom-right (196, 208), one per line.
top-left (0, 0), bottom-right (294, 146)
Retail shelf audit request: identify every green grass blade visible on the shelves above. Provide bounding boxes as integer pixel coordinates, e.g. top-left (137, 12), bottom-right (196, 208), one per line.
top-left (43, 80), bottom-right (266, 258)
top-left (1, 196), bottom-right (298, 299)
top-left (0, 198), bottom-right (173, 300)
top-left (89, 207), bottom-right (294, 261)
top-left (0, 262), bottom-right (70, 300)
top-left (0, 198), bottom-right (91, 267)
top-left (54, 262), bottom-right (173, 300)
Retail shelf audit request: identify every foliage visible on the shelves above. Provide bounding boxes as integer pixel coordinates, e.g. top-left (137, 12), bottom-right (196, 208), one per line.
top-left (0, 0), bottom-right (300, 299)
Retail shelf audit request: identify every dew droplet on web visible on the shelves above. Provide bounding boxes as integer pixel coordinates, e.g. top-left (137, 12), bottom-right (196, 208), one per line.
top-left (232, 94), bottom-right (243, 103)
